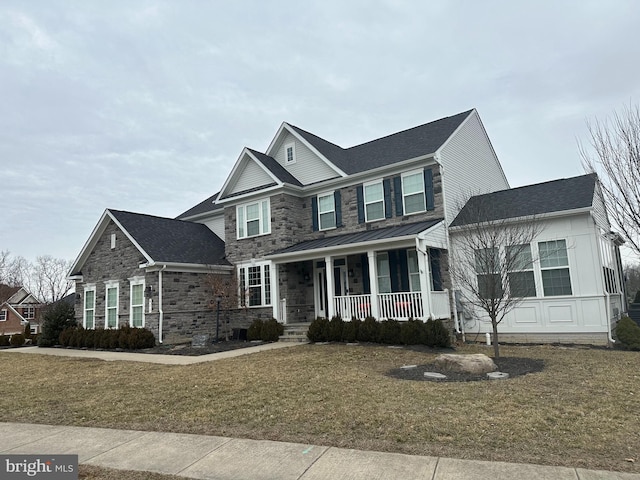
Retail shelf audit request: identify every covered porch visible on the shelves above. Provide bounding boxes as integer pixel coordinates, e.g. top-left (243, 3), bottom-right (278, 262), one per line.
top-left (268, 220), bottom-right (452, 323)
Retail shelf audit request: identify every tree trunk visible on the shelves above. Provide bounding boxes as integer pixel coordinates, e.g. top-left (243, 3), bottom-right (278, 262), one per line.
top-left (492, 318), bottom-right (500, 358)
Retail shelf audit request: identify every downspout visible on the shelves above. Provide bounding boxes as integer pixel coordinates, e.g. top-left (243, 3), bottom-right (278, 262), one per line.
top-left (594, 229), bottom-right (615, 344)
top-left (158, 265), bottom-right (167, 344)
top-left (415, 238), bottom-right (433, 319)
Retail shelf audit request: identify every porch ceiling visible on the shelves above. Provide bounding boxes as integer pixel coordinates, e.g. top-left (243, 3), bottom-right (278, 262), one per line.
top-left (267, 219), bottom-right (444, 261)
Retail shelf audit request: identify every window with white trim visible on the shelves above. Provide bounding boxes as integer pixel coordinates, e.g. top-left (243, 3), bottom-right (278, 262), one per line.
top-left (475, 248), bottom-right (502, 299)
top-left (238, 262), bottom-right (272, 307)
top-left (285, 142), bottom-right (296, 164)
top-left (538, 240), bottom-right (572, 296)
top-left (84, 285), bottom-right (96, 329)
top-left (407, 250), bottom-right (421, 292)
top-left (237, 198), bottom-right (271, 239)
top-left (105, 282), bottom-right (119, 328)
top-left (376, 253), bottom-right (392, 293)
top-left (318, 192), bottom-right (336, 230)
top-left (130, 278), bottom-right (145, 327)
top-left (506, 244), bottom-right (536, 297)
top-left (402, 170), bottom-right (426, 215)
top-left (364, 180), bottom-right (384, 222)
top-left (0, 309), bottom-right (6, 321)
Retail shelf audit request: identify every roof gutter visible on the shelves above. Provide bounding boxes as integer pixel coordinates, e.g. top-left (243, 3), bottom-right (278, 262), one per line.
top-left (139, 261), bottom-right (233, 273)
top-left (449, 206), bottom-right (594, 232)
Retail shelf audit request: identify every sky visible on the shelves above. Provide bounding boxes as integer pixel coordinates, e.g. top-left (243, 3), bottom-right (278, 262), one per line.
top-left (1, 0), bottom-right (640, 265)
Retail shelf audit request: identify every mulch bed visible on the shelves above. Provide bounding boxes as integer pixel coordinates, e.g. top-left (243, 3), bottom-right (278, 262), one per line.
top-left (141, 340), bottom-right (266, 356)
top-left (387, 356), bottom-right (545, 382)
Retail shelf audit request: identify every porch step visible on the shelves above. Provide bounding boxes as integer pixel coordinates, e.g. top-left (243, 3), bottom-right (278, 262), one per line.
top-left (279, 323), bottom-right (310, 343)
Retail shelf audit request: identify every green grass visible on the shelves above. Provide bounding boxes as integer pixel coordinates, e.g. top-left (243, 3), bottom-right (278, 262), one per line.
top-left (1, 344), bottom-right (638, 473)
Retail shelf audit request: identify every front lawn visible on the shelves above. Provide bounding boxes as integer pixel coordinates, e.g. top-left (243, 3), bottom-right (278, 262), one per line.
top-left (0, 344), bottom-right (638, 473)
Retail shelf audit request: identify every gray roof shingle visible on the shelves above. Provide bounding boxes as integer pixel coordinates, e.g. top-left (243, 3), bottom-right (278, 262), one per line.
top-left (270, 219), bottom-right (443, 256)
top-left (176, 192), bottom-right (222, 220)
top-left (450, 174), bottom-right (598, 227)
top-left (290, 109), bottom-right (473, 175)
top-left (248, 149), bottom-right (303, 187)
top-left (110, 210), bottom-right (229, 266)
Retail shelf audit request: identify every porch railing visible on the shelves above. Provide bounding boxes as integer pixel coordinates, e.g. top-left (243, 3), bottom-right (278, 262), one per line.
top-left (333, 290), bottom-right (451, 321)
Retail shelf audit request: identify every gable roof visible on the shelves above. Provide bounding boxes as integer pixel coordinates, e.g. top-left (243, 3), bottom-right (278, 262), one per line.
top-left (269, 219), bottom-right (443, 257)
top-left (0, 302), bottom-right (25, 322)
top-left (290, 109), bottom-right (474, 175)
top-left (450, 173), bottom-right (598, 227)
top-left (71, 210), bottom-right (230, 276)
top-left (109, 210), bottom-right (229, 266)
top-left (247, 149), bottom-right (303, 187)
top-left (176, 192), bottom-right (222, 220)
top-left (0, 284), bottom-right (21, 303)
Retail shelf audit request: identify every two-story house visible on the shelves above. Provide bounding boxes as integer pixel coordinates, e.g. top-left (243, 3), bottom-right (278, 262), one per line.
top-left (69, 108), bottom-right (626, 345)
top-left (0, 286), bottom-right (43, 336)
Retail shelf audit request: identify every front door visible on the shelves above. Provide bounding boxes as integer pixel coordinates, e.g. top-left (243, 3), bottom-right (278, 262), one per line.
top-left (314, 259), bottom-right (349, 318)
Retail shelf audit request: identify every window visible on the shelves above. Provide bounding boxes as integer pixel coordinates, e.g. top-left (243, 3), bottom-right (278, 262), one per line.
top-left (506, 244), bottom-right (536, 297)
top-left (23, 306), bottom-right (35, 319)
top-left (0, 309), bottom-right (6, 321)
top-left (110, 233), bottom-right (116, 249)
top-left (364, 181), bottom-right (384, 222)
top-left (285, 142), bottom-right (296, 164)
top-left (318, 193), bottom-right (336, 230)
top-left (105, 283), bottom-right (118, 328)
top-left (237, 199), bottom-right (270, 239)
top-left (376, 253), bottom-right (392, 293)
top-left (475, 248), bottom-right (502, 299)
top-left (239, 262), bottom-right (272, 307)
top-left (538, 240), bottom-right (572, 296)
top-left (84, 286), bottom-right (96, 329)
top-left (130, 279), bottom-right (145, 327)
top-left (407, 250), bottom-right (421, 292)
top-left (402, 170), bottom-right (426, 214)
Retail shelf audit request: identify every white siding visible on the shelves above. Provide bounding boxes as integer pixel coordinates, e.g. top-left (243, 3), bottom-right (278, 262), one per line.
top-left (591, 184), bottom-right (610, 230)
top-left (438, 111), bottom-right (510, 225)
top-left (229, 157), bottom-right (275, 195)
top-left (420, 221), bottom-right (448, 249)
top-left (202, 214), bottom-right (225, 242)
top-left (451, 213), bottom-right (617, 340)
top-left (273, 132), bottom-right (339, 185)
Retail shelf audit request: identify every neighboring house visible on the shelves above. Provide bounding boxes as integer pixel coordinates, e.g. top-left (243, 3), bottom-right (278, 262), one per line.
top-left (0, 287), bottom-right (44, 335)
top-left (449, 174), bottom-right (626, 345)
top-left (70, 108), bottom-right (626, 345)
top-left (69, 210), bottom-right (231, 344)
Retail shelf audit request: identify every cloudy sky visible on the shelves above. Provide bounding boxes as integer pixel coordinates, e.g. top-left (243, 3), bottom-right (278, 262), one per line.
top-left (1, 0), bottom-right (639, 265)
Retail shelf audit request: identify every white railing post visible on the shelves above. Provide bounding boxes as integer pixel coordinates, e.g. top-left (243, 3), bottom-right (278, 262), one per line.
top-left (325, 256), bottom-right (335, 319)
top-left (367, 251), bottom-right (380, 319)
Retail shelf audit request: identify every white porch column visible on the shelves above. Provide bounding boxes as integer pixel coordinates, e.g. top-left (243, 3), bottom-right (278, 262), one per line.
top-left (271, 262), bottom-right (281, 322)
top-left (325, 256), bottom-right (335, 318)
top-left (367, 250), bottom-right (380, 319)
top-left (416, 238), bottom-right (433, 320)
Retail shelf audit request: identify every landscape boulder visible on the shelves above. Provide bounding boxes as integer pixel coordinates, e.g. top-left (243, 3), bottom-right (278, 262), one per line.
top-left (434, 353), bottom-right (497, 374)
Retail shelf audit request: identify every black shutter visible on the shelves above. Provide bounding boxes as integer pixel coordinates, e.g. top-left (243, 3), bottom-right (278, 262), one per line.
top-left (383, 179), bottom-right (392, 218)
top-left (361, 254), bottom-right (371, 295)
top-left (398, 249), bottom-right (409, 292)
top-left (389, 250), bottom-right (399, 293)
top-left (424, 168), bottom-right (434, 211)
top-left (393, 176), bottom-right (403, 216)
top-left (334, 190), bottom-right (342, 227)
top-left (356, 185), bottom-right (365, 223)
top-left (311, 197), bottom-right (319, 231)
top-left (430, 249), bottom-right (443, 291)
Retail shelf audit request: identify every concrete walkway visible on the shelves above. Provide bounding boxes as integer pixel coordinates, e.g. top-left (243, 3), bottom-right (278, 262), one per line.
top-left (2, 341), bottom-right (301, 364)
top-left (1, 422), bottom-right (637, 479)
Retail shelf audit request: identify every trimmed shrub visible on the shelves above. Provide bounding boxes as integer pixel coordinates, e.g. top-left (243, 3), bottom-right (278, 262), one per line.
top-left (400, 318), bottom-right (425, 345)
top-left (0, 334), bottom-right (10, 347)
top-left (342, 318), bottom-right (360, 342)
top-left (424, 318), bottom-right (451, 348)
top-left (247, 319), bottom-right (264, 341)
top-left (328, 316), bottom-right (344, 342)
top-left (378, 319), bottom-right (402, 344)
top-left (260, 318), bottom-right (284, 342)
top-left (357, 316), bottom-right (380, 342)
top-left (24, 322), bottom-right (31, 339)
top-left (616, 316), bottom-right (640, 350)
top-left (39, 301), bottom-right (77, 347)
top-left (307, 317), bottom-right (330, 342)
top-left (57, 325), bottom-right (155, 350)
top-left (10, 333), bottom-right (25, 347)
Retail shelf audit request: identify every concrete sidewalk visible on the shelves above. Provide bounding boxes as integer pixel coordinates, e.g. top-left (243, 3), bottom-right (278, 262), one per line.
top-left (1, 423), bottom-right (637, 480)
top-left (1, 341), bottom-right (301, 364)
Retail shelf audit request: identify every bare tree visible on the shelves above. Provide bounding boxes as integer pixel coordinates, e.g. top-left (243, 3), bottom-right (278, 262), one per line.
top-left (0, 250), bottom-right (28, 288)
top-left (30, 256), bottom-right (73, 303)
top-left (580, 103), bottom-right (640, 255)
top-left (624, 263), bottom-right (640, 303)
top-left (205, 270), bottom-right (239, 341)
top-left (450, 195), bottom-right (544, 357)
